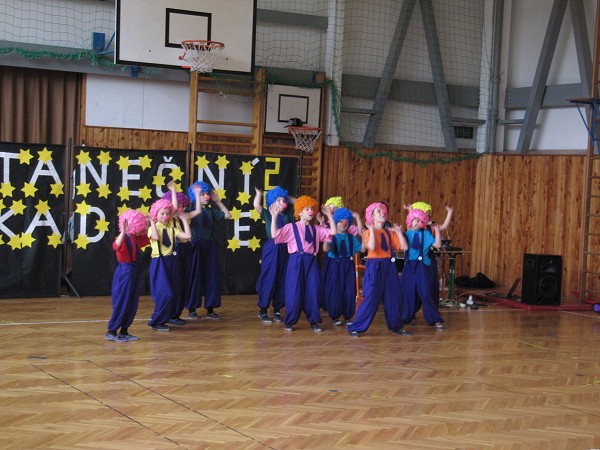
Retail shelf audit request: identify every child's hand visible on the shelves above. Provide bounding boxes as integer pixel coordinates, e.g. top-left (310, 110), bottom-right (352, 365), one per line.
top-left (316, 212), bottom-right (325, 225)
top-left (320, 204), bottom-right (333, 217)
top-left (391, 223), bottom-right (403, 233)
top-left (255, 186), bottom-right (262, 195)
top-left (122, 219), bottom-right (129, 233)
top-left (211, 191), bottom-right (220, 202)
top-left (269, 203), bottom-right (280, 216)
top-left (167, 180), bottom-right (176, 191)
top-left (192, 184), bottom-right (201, 194)
top-left (403, 203), bottom-right (412, 211)
top-left (445, 205), bottom-right (453, 213)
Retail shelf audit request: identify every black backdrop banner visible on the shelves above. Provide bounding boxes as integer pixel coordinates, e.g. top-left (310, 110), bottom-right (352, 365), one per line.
top-left (0, 142), bottom-right (65, 298)
top-left (70, 147), bottom-right (297, 296)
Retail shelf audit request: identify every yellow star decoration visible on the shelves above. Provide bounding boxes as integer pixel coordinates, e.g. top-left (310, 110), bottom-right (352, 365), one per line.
top-left (35, 200), bottom-right (51, 215)
top-left (75, 201), bottom-right (91, 215)
top-left (216, 187), bottom-right (226, 200)
top-left (0, 182), bottom-right (15, 197)
top-left (74, 234), bottom-right (90, 249)
top-left (152, 174), bottom-right (166, 186)
top-left (11, 199), bottom-right (26, 215)
top-left (95, 218), bottom-right (111, 233)
top-left (138, 186), bottom-right (153, 201)
top-left (117, 186), bottom-right (131, 202)
top-left (170, 166), bottom-right (184, 182)
top-left (138, 204), bottom-right (150, 216)
top-left (248, 236), bottom-right (262, 251)
top-left (18, 148), bottom-right (33, 165)
top-left (76, 183), bottom-right (92, 197)
top-left (76, 150), bottom-right (92, 166)
top-left (237, 191), bottom-right (251, 205)
top-left (22, 182), bottom-right (37, 198)
top-left (239, 160), bottom-right (254, 175)
top-left (215, 155), bottom-right (230, 169)
top-left (0, 198), bottom-right (4, 210)
top-left (98, 150), bottom-right (112, 165)
top-left (117, 204), bottom-right (130, 216)
top-left (20, 233), bottom-right (35, 248)
top-left (50, 182), bottom-right (64, 197)
top-left (117, 156), bottom-right (131, 170)
top-left (0, 234), bottom-right (4, 245)
top-left (195, 154), bottom-right (209, 169)
top-left (229, 207), bottom-right (242, 221)
top-left (250, 209), bottom-right (262, 221)
top-left (97, 184), bottom-right (112, 199)
top-left (38, 147), bottom-right (53, 163)
top-left (227, 236), bottom-right (241, 251)
top-left (138, 155), bottom-right (153, 170)
top-left (48, 233), bottom-right (62, 248)
top-left (8, 234), bottom-right (21, 250)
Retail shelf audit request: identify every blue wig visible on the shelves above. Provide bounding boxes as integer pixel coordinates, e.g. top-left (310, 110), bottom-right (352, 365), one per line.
top-left (265, 186), bottom-right (289, 208)
top-left (188, 181), bottom-right (212, 205)
top-left (333, 207), bottom-right (353, 225)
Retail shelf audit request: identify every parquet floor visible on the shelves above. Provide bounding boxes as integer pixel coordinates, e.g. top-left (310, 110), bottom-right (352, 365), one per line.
top-left (1, 294), bottom-right (599, 449)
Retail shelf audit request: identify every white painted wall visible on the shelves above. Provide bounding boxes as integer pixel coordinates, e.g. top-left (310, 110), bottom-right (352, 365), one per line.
top-left (498, 0), bottom-right (597, 152)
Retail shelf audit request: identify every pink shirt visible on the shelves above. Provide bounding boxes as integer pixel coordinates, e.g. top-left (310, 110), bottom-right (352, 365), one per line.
top-left (274, 221), bottom-right (332, 254)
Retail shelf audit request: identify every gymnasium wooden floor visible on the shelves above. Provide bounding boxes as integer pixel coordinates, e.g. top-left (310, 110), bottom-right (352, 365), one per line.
top-left (1, 294), bottom-right (599, 449)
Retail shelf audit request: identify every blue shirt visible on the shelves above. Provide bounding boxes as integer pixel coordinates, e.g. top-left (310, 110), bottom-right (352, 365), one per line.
top-left (405, 229), bottom-right (435, 265)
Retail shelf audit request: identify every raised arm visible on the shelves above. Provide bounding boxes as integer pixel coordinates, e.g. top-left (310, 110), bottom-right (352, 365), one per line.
top-left (269, 203), bottom-right (281, 239)
top-left (439, 205), bottom-right (454, 231)
top-left (211, 190), bottom-right (232, 219)
top-left (115, 219), bottom-right (128, 247)
top-left (176, 211), bottom-right (192, 240)
top-left (321, 205), bottom-right (337, 236)
top-left (188, 186), bottom-right (202, 220)
top-left (253, 187), bottom-right (263, 214)
top-left (391, 224), bottom-right (408, 251)
top-left (430, 223), bottom-right (442, 249)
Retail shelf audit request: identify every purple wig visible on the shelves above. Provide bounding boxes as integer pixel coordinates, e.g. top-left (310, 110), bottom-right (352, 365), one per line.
top-left (162, 190), bottom-right (190, 209)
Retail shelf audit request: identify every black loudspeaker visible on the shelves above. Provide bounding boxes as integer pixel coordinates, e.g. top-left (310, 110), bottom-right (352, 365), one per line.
top-left (521, 254), bottom-right (562, 305)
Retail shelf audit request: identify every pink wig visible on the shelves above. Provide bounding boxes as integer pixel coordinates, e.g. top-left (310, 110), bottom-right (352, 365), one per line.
top-left (150, 199), bottom-right (175, 222)
top-left (118, 209), bottom-right (147, 235)
top-left (406, 208), bottom-right (430, 229)
top-left (365, 202), bottom-right (388, 226)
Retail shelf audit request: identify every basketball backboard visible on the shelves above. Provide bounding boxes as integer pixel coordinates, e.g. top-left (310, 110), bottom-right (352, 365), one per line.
top-left (115, 0), bottom-right (256, 75)
top-left (265, 85), bottom-right (322, 134)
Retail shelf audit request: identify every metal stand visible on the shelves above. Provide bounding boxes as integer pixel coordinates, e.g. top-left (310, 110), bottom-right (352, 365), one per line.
top-left (61, 138), bottom-right (80, 299)
top-left (438, 249), bottom-right (468, 307)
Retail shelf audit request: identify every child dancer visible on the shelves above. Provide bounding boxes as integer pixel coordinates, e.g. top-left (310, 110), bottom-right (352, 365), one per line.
top-left (254, 186), bottom-right (294, 323)
top-left (162, 182), bottom-right (201, 326)
top-left (148, 198), bottom-right (191, 332)
top-left (348, 202), bottom-right (411, 337)
top-left (400, 208), bottom-right (444, 329)
top-left (270, 195), bottom-right (336, 332)
top-left (106, 209), bottom-right (149, 341)
top-left (403, 202), bottom-right (453, 323)
top-left (186, 181), bottom-right (231, 320)
top-left (322, 207), bottom-right (363, 326)
top-left (317, 196), bottom-right (362, 311)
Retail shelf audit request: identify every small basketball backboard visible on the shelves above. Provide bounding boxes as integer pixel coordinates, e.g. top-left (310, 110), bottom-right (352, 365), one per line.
top-left (265, 85), bottom-right (322, 134)
top-left (115, 0), bottom-right (256, 75)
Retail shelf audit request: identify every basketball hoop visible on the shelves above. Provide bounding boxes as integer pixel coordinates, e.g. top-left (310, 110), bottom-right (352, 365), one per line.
top-left (289, 126), bottom-right (321, 153)
top-left (179, 40), bottom-right (225, 73)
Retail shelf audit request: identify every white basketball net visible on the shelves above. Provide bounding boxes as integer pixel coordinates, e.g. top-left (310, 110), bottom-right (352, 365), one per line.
top-left (289, 127), bottom-right (321, 153)
top-left (180, 41), bottom-right (224, 73)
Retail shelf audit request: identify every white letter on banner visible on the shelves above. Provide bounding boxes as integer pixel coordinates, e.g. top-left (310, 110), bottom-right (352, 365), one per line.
top-left (0, 152), bottom-right (19, 183)
top-left (79, 160), bottom-right (107, 187)
top-left (78, 206), bottom-right (106, 243)
top-left (29, 159), bottom-right (63, 185)
top-left (234, 211), bottom-right (252, 246)
top-left (197, 161), bottom-right (225, 191)
top-left (122, 159), bottom-right (142, 197)
top-left (25, 211), bottom-right (60, 235)
top-left (155, 156), bottom-right (177, 197)
top-left (0, 209), bottom-right (16, 236)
